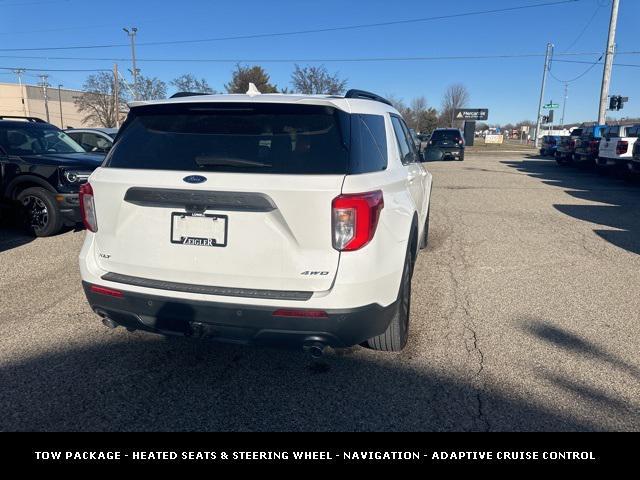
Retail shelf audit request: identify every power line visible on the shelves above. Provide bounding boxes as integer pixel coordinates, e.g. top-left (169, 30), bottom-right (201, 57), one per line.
top-left (5, 50), bottom-right (639, 64)
top-left (556, 59), bottom-right (640, 68)
top-left (0, 66), bottom-right (110, 72)
top-left (562, 1), bottom-right (603, 52)
top-left (0, 0), bottom-right (583, 52)
top-left (549, 54), bottom-right (604, 83)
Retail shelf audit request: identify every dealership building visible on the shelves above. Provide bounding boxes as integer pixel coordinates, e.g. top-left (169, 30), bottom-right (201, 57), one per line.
top-left (0, 82), bottom-right (91, 128)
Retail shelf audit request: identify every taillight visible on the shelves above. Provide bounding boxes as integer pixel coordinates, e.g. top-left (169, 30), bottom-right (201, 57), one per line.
top-left (79, 182), bottom-right (98, 232)
top-left (617, 141), bottom-right (628, 155)
top-left (590, 140), bottom-right (600, 152)
top-left (332, 190), bottom-right (384, 251)
top-left (569, 139), bottom-right (576, 148)
top-left (90, 285), bottom-right (123, 298)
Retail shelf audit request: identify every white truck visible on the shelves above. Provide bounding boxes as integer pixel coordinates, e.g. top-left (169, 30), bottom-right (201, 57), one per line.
top-left (597, 124), bottom-right (640, 170)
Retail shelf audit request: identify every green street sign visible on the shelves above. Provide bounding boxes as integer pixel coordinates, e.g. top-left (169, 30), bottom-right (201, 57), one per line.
top-left (544, 103), bottom-right (559, 109)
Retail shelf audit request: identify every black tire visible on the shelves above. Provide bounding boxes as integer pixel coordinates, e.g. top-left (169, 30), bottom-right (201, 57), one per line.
top-left (16, 187), bottom-right (63, 237)
top-left (366, 247), bottom-right (413, 352)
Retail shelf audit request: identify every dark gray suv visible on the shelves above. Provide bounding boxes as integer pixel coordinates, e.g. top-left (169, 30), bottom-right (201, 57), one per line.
top-left (423, 128), bottom-right (465, 161)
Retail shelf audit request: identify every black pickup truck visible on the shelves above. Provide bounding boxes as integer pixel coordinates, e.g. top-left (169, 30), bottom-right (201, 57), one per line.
top-left (0, 116), bottom-right (104, 236)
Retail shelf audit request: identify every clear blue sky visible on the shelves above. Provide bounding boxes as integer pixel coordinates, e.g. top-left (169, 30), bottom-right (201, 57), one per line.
top-left (1, 0), bottom-right (638, 125)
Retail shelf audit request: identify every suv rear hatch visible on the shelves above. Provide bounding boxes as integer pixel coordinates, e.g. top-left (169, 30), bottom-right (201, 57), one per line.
top-left (90, 102), bottom-right (357, 296)
top-left (429, 130), bottom-right (463, 150)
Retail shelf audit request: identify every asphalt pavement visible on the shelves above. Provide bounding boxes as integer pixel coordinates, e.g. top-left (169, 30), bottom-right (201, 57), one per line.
top-left (0, 151), bottom-right (638, 431)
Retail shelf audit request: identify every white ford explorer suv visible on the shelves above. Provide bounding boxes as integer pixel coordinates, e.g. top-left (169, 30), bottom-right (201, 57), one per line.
top-left (79, 88), bottom-right (432, 355)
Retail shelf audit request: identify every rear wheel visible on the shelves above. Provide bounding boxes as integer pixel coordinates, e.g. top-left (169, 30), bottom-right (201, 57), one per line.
top-left (16, 187), bottom-right (62, 237)
top-left (366, 248), bottom-right (413, 352)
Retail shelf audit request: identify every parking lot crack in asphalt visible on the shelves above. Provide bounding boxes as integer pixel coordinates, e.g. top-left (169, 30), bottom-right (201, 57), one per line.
top-left (439, 209), bottom-right (489, 431)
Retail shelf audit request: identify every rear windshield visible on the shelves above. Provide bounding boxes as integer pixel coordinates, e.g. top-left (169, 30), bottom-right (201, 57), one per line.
top-left (571, 129), bottom-right (583, 137)
top-left (625, 126), bottom-right (639, 138)
top-left (430, 130), bottom-right (461, 142)
top-left (105, 103), bottom-right (385, 174)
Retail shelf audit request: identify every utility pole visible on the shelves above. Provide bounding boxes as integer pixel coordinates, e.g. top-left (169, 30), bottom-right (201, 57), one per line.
top-left (123, 27), bottom-right (139, 100)
top-left (535, 43), bottom-right (553, 148)
top-left (39, 74), bottom-right (50, 123)
top-left (113, 63), bottom-right (120, 128)
top-left (13, 68), bottom-right (27, 116)
top-left (598, 0), bottom-right (620, 124)
top-left (57, 85), bottom-right (64, 128)
top-left (561, 83), bottom-right (568, 127)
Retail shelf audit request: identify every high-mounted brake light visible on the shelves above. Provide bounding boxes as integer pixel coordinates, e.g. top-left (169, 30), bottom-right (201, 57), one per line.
top-left (79, 182), bottom-right (97, 232)
top-left (332, 190), bottom-right (384, 251)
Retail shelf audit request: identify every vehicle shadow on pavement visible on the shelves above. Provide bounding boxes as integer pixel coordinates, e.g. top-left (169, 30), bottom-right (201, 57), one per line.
top-left (502, 158), bottom-right (640, 255)
top-left (0, 334), bottom-right (607, 432)
top-left (0, 225), bottom-right (34, 253)
top-left (520, 319), bottom-right (639, 417)
top-left (522, 319), bottom-right (640, 381)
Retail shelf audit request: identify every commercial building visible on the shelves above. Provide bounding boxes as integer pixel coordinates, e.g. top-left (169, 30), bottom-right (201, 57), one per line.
top-left (0, 82), bottom-right (90, 128)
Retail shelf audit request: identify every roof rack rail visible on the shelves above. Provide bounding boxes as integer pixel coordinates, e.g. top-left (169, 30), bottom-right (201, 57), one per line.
top-left (344, 89), bottom-right (393, 107)
top-left (170, 92), bottom-right (210, 98)
top-left (0, 115), bottom-right (47, 123)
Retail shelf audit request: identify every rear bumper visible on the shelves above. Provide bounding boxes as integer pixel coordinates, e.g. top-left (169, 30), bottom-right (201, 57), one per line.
top-left (82, 281), bottom-right (397, 348)
top-left (597, 156), bottom-right (626, 167)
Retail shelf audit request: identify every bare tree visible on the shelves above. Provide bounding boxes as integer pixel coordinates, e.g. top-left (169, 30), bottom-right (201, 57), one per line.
top-left (386, 95), bottom-right (438, 134)
top-left (171, 74), bottom-right (216, 94)
top-left (440, 83), bottom-right (470, 128)
top-left (225, 64), bottom-right (278, 93)
top-left (136, 75), bottom-right (167, 100)
top-left (409, 96), bottom-right (438, 134)
top-left (290, 64), bottom-right (347, 95)
top-left (386, 94), bottom-right (411, 119)
top-left (74, 72), bottom-right (129, 127)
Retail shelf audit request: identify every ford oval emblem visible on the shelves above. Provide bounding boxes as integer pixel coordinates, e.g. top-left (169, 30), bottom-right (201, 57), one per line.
top-left (183, 175), bottom-right (207, 184)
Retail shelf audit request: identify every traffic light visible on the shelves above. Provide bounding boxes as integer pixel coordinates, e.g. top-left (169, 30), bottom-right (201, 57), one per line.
top-left (610, 96), bottom-right (619, 111)
top-left (609, 95), bottom-right (629, 111)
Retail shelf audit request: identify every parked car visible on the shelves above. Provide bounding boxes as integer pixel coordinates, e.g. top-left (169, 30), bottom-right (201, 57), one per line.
top-left (597, 124), bottom-right (640, 171)
top-left (0, 116), bottom-right (104, 236)
top-left (539, 135), bottom-right (564, 157)
top-left (79, 88), bottom-right (433, 354)
top-left (574, 125), bottom-right (606, 165)
top-left (65, 128), bottom-right (118, 153)
top-left (424, 128), bottom-right (465, 161)
top-left (555, 128), bottom-right (583, 164)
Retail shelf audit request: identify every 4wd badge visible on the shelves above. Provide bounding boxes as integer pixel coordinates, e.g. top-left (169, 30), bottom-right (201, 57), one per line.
top-left (301, 271), bottom-right (329, 276)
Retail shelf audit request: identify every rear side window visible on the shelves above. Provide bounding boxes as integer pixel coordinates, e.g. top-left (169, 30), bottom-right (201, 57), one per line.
top-left (106, 103), bottom-right (350, 174)
top-left (626, 126), bottom-right (639, 138)
top-left (349, 114), bottom-right (387, 173)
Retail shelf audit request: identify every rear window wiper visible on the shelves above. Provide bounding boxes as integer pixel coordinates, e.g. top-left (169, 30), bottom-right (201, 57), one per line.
top-left (194, 156), bottom-right (271, 168)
